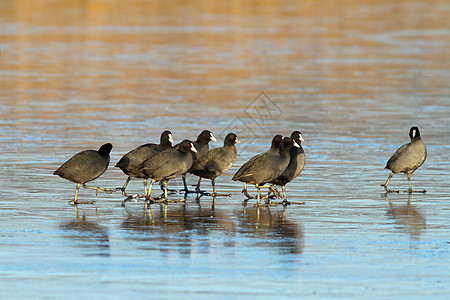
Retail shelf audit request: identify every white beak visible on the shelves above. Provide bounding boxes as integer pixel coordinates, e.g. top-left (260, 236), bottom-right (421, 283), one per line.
top-left (168, 134), bottom-right (174, 145)
top-left (190, 143), bottom-right (198, 153)
top-left (293, 140), bottom-right (300, 148)
top-left (210, 133), bottom-right (217, 142)
top-left (299, 134), bottom-right (305, 142)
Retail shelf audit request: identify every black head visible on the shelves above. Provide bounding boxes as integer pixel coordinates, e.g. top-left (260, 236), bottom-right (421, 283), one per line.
top-left (197, 130), bottom-right (217, 144)
top-left (290, 131), bottom-right (305, 144)
top-left (280, 137), bottom-right (299, 153)
top-left (409, 126), bottom-right (421, 140)
top-left (178, 139), bottom-right (197, 153)
top-left (160, 130), bottom-right (173, 148)
top-left (98, 143), bottom-right (113, 156)
top-left (224, 133), bottom-right (240, 146)
top-left (271, 135), bottom-right (283, 150)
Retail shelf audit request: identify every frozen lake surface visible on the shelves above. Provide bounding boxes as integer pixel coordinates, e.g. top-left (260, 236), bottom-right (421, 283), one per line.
top-left (1, 0), bottom-right (449, 299)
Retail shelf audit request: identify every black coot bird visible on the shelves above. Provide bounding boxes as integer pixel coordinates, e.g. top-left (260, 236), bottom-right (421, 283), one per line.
top-left (53, 143), bottom-right (113, 204)
top-left (270, 131), bottom-right (305, 203)
top-left (176, 130), bottom-right (217, 192)
top-left (189, 133), bottom-right (240, 196)
top-left (382, 126), bottom-right (427, 193)
top-left (239, 135), bottom-right (283, 198)
top-left (138, 140), bottom-right (197, 204)
top-left (233, 137), bottom-right (299, 205)
top-left (115, 130), bottom-right (173, 195)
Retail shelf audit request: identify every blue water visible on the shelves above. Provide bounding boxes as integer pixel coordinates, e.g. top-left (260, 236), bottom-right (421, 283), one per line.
top-left (1, 0), bottom-right (449, 299)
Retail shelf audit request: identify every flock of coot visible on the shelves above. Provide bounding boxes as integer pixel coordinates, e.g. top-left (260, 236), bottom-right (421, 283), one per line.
top-left (53, 126), bottom-right (427, 206)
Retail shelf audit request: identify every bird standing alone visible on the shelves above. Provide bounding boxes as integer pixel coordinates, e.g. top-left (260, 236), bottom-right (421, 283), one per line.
top-left (382, 126), bottom-right (427, 193)
top-left (54, 143), bottom-right (113, 204)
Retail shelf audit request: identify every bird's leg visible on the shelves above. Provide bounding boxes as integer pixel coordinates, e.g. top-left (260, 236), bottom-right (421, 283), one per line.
top-left (146, 179), bottom-right (155, 200)
top-left (82, 184), bottom-right (116, 194)
top-left (256, 184), bottom-right (263, 206)
top-left (120, 177), bottom-right (145, 206)
top-left (117, 176), bottom-right (131, 195)
top-left (210, 179), bottom-right (231, 197)
top-left (180, 174), bottom-right (196, 193)
top-left (74, 183), bottom-right (80, 202)
top-left (164, 180), bottom-right (168, 200)
top-left (267, 186), bottom-right (305, 206)
top-left (69, 183), bottom-right (95, 205)
top-left (280, 185), bottom-right (303, 205)
top-left (381, 172), bottom-right (399, 193)
top-left (159, 179), bottom-right (177, 195)
top-left (404, 174), bottom-right (426, 193)
top-left (194, 177), bottom-right (203, 193)
top-left (144, 179), bottom-right (156, 210)
top-left (271, 185), bottom-right (282, 199)
top-left (144, 179), bottom-right (148, 197)
top-left (155, 180), bottom-right (188, 203)
top-left (180, 175), bottom-right (200, 194)
top-left (182, 174), bottom-right (188, 192)
top-left (242, 183), bottom-right (255, 199)
top-left (266, 185), bottom-right (282, 205)
top-left (266, 184), bottom-right (281, 200)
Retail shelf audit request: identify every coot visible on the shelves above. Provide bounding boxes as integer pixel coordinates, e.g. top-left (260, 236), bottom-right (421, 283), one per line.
top-left (270, 131), bottom-right (305, 203)
top-left (176, 130), bottom-right (216, 192)
top-left (54, 143), bottom-right (113, 203)
top-left (239, 135), bottom-right (282, 198)
top-left (233, 137), bottom-right (299, 205)
top-left (115, 130), bottom-right (173, 195)
top-left (382, 126), bottom-right (427, 193)
top-left (138, 139), bottom-right (197, 203)
top-left (189, 133), bottom-right (240, 196)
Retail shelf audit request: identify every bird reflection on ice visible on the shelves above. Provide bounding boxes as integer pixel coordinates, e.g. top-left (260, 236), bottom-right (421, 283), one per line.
top-left (119, 200), bottom-right (304, 256)
top-left (59, 217), bottom-right (110, 257)
top-left (385, 193), bottom-right (426, 240)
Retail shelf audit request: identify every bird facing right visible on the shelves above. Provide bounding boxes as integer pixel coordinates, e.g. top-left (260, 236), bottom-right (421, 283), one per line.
top-left (382, 126), bottom-right (427, 193)
top-left (189, 132), bottom-right (240, 197)
top-left (233, 137), bottom-right (300, 205)
top-left (270, 131), bottom-right (305, 202)
top-left (138, 139), bottom-right (197, 204)
top-left (115, 130), bottom-right (173, 195)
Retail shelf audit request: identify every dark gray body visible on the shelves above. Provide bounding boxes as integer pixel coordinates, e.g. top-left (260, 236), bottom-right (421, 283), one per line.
top-left (189, 133), bottom-right (239, 180)
top-left (386, 134), bottom-right (426, 175)
top-left (138, 140), bottom-right (195, 181)
top-left (174, 130), bottom-right (216, 173)
top-left (54, 143), bottom-right (112, 184)
top-left (237, 135), bottom-right (282, 171)
top-left (233, 137), bottom-right (295, 185)
top-left (272, 132), bottom-right (305, 186)
top-left (115, 131), bottom-right (172, 178)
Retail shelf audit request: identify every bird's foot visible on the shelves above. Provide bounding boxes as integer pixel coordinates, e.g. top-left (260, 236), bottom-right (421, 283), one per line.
top-left (178, 187), bottom-right (199, 194)
top-left (242, 189), bottom-right (255, 199)
top-left (209, 192), bottom-right (231, 197)
top-left (264, 200), bottom-right (305, 206)
top-left (121, 194), bottom-right (141, 206)
top-left (83, 185), bottom-right (116, 195)
top-left (269, 186), bottom-right (282, 199)
top-left (69, 199), bottom-right (95, 205)
top-left (116, 187), bottom-right (128, 196)
top-left (381, 184), bottom-right (400, 193)
top-left (194, 186), bottom-right (209, 195)
top-left (404, 189), bottom-right (427, 194)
